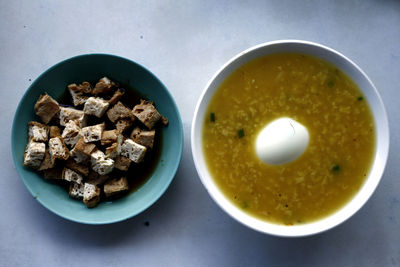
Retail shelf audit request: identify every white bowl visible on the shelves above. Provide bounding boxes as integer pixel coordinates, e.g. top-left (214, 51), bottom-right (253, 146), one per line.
top-left (191, 40), bottom-right (389, 237)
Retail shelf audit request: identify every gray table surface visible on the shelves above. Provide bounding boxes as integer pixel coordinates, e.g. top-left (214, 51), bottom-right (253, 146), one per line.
top-left (1, 1), bottom-right (399, 266)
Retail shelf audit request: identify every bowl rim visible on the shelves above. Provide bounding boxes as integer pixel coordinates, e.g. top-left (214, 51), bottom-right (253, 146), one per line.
top-left (191, 40), bottom-right (390, 237)
top-left (11, 53), bottom-right (183, 225)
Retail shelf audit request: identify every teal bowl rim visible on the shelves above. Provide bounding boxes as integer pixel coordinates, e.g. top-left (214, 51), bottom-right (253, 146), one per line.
top-left (11, 53), bottom-right (183, 225)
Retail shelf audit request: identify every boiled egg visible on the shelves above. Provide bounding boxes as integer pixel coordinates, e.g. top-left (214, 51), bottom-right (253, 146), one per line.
top-left (255, 117), bottom-right (309, 165)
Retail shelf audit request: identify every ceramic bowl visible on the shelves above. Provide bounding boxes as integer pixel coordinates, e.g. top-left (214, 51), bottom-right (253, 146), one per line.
top-left (191, 40), bottom-right (389, 237)
top-left (12, 54), bottom-right (183, 224)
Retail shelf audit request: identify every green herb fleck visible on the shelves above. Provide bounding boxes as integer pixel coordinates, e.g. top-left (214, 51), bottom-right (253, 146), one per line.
top-left (327, 80), bottom-right (335, 88)
top-left (238, 128), bottom-right (245, 138)
top-left (242, 201), bottom-right (249, 209)
top-left (332, 164), bottom-right (340, 173)
top-left (210, 112), bottom-right (215, 122)
top-left (357, 96), bottom-right (364, 101)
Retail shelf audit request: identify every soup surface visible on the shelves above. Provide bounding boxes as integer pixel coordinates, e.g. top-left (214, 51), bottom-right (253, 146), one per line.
top-left (202, 53), bottom-right (375, 225)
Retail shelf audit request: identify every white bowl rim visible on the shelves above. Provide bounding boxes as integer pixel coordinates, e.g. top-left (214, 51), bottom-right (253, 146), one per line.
top-left (191, 40), bottom-right (390, 237)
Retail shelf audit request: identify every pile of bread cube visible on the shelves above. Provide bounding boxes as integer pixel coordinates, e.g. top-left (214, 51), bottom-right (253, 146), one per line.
top-left (23, 77), bottom-right (167, 208)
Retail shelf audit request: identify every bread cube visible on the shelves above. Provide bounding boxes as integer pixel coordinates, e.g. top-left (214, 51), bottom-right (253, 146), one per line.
top-left (105, 143), bottom-right (118, 158)
top-left (90, 149), bottom-right (104, 162)
top-left (101, 129), bottom-right (118, 146)
top-left (69, 182), bottom-right (84, 199)
top-left (91, 150), bottom-right (114, 175)
top-left (49, 126), bottom-right (61, 138)
top-left (70, 147), bottom-right (89, 164)
top-left (115, 119), bottom-right (132, 133)
top-left (86, 171), bottom-right (109, 186)
top-left (68, 82), bottom-right (92, 94)
top-left (81, 123), bottom-right (105, 143)
top-left (83, 97), bottom-right (109, 118)
top-left (74, 137), bottom-right (96, 156)
top-left (83, 183), bottom-right (101, 208)
top-left (68, 84), bottom-right (89, 106)
top-left (49, 136), bottom-right (69, 164)
top-left (23, 139), bottom-right (46, 169)
top-left (103, 177), bottom-right (129, 198)
top-left (61, 120), bottom-right (82, 147)
top-left (114, 156), bottom-right (131, 171)
top-left (38, 149), bottom-right (54, 171)
top-left (108, 89), bottom-right (125, 105)
top-left (161, 116), bottom-right (169, 126)
top-left (70, 137), bottom-right (96, 164)
top-left (120, 139), bottom-right (147, 163)
top-left (132, 100), bottom-right (162, 129)
top-left (107, 101), bottom-right (134, 123)
top-left (62, 167), bottom-right (83, 184)
top-left (28, 121), bottom-right (49, 142)
top-left (80, 81), bottom-right (93, 93)
top-left (43, 167), bottom-right (63, 180)
top-left (65, 159), bottom-right (89, 176)
top-left (92, 77), bottom-right (113, 95)
top-left (59, 107), bottom-right (86, 127)
top-left (130, 127), bottom-right (155, 149)
top-left (34, 94), bottom-right (60, 124)
top-left (105, 133), bottom-right (123, 158)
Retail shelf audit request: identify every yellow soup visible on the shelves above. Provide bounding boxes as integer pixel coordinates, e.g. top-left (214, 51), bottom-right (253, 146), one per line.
top-left (202, 53), bottom-right (376, 225)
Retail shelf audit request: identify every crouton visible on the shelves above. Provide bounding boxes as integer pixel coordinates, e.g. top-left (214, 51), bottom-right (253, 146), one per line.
top-left (49, 126), bottom-right (61, 138)
top-left (59, 107), bottom-right (87, 127)
top-left (49, 136), bottom-right (69, 164)
top-left (108, 89), bottom-right (125, 105)
top-left (120, 139), bottom-right (147, 163)
top-left (86, 171), bottom-right (109, 186)
top-left (105, 143), bottom-right (118, 158)
top-left (28, 121), bottom-right (49, 142)
top-left (69, 137), bottom-right (95, 164)
top-left (83, 183), bottom-right (101, 208)
top-left (61, 120), bottom-right (82, 147)
top-left (83, 97), bottom-right (109, 118)
top-left (92, 77), bottom-right (113, 95)
top-left (81, 123), bottom-right (105, 143)
top-left (68, 84), bottom-right (89, 106)
top-left (65, 159), bottom-right (89, 176)
top-left (107, 101), bottom-right (135, 123)
top-left (105, 134), bottom-right (122, 158)
top-left (62, 167), bottom-right (83, 184)
top-left (114, 156), bottom-right (131, 171)
top-left (38, 149), bottom-right (54, 171)
top-left (68, 82), bottom-right (92, 94)
top-left (34, 94), bottom-right (60, 124)
top-left (43, 167), bottom-right (63, 180)
top-left (130, 127), bottom-right (155, 149)
top-left (68, 83), bottom-right (79, 91)
top-left (91, 150), bottom-right (114, 175)
top-left (70, 147), bottom-right (89, 164)
top-left (79, 82), bottom-right (92, 93)
top-left (161, 116), bottom-right (169, 126)
top-left (73, 137), bottom-right (96, 156)
top-left (24, 139), bottom-right (46, 169)
top-left (132, 100), bottom-right (162, 129)
top-left (101, 129), bottom-right (118, 146)
top-left (69, 182), bottom-right (84, 199)
top-left (115, 119), bottom-right (132, 133)
top-left (103, 177), bottom-right (129, 198)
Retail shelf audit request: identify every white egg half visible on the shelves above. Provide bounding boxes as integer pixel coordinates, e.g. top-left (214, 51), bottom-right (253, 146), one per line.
top-left (255, 117), bottom-right (309, 165)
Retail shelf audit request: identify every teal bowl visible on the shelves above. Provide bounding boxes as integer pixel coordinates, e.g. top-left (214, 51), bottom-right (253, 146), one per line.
top-left (11, 54), bottom-right (183, 224)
